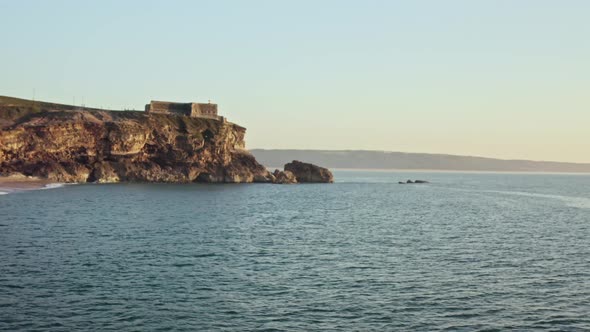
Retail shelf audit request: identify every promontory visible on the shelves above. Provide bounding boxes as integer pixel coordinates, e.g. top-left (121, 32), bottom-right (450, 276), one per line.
top-left (0, 96), bottom-right (333, 184)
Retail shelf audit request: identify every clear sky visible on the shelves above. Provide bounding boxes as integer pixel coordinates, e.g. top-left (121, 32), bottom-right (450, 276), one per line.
top-left (1, 0), bottom-right (588, 163)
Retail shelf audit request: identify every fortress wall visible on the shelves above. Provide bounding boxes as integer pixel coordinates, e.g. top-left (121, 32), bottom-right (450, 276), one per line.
top-left (148, 101), bottom-right (192, 115)
top-left (145, 101), bottom-right (220, 119)
top-left (191, 103), bottom-right (218, 117)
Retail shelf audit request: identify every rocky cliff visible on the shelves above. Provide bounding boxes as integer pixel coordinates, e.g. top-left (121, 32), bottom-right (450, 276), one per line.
top-left (284, 160), bottom-right (334, 183)
top-left (0, 97), bottom-right (273, 183)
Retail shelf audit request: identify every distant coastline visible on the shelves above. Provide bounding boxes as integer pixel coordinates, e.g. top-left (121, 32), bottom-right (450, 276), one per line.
top-left (252, 149), bottom-right (590, 173)
top-left (323, 168), bottom-right (590, 175)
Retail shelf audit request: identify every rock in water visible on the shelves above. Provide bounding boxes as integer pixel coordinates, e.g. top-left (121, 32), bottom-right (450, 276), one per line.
top-left (399, 179), bottom-right (429, 184)
top-left (284, 160), bottom-right (334, 183)
top-left (272, 169), bottom-right (297, 184)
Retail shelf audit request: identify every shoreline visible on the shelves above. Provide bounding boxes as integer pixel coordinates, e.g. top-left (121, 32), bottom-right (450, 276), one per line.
top-left (0, 175), bottom-right (54, 194)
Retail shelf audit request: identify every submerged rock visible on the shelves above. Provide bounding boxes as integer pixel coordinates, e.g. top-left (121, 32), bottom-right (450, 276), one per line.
top-left (284, 160), bottom-right (334, 183)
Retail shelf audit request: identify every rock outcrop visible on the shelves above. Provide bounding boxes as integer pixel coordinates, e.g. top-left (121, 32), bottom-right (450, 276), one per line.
top-left (399, 180), bottom-right (429, 184)
top-left (272, 169), bottom-right (297, 184)
top-left (284, 160), bottom-right (334, 183)
top-left (0, 99), bottom-right (273, 183)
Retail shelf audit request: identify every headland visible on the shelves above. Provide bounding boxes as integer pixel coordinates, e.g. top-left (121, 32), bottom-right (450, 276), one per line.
top-left (0, 96), bottom-right (332, 184)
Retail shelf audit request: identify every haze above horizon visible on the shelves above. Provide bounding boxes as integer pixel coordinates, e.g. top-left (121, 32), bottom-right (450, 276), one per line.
top-left (1, 1), bottom-right (588, 163)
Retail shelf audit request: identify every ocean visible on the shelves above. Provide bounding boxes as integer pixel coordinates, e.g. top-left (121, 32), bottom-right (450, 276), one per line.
top-left (1, 171), bottom-right (589, 331)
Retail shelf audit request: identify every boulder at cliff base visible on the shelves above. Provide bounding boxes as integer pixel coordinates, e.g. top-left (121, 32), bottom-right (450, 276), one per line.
top-left (284, 160), bottom-right (334, 183)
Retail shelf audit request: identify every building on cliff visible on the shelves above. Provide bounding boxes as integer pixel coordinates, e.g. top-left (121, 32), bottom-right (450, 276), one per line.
top-left (145, 100), bottom-right (222, 120)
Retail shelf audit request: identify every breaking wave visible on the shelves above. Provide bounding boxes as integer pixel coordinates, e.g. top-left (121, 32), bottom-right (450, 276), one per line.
top-left (41, 183), bottom-right (66, 190)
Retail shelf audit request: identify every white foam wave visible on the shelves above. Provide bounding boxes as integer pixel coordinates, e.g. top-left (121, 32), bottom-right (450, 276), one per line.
top-left (42, 183), bottom-right (66, 190)
top-left (0, 182), bottom-right (68, 195)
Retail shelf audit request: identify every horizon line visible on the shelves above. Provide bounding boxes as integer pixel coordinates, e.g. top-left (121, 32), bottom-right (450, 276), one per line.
top-left (249, 148), bottom-right (590, 165)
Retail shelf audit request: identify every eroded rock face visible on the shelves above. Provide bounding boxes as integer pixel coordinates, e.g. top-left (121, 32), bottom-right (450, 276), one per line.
top-left (272, 169), bottom-right (297, 184)
top-left (0, 106), bottom-right (273, 183)
top-left (284, 160), bottom-right (334, 183)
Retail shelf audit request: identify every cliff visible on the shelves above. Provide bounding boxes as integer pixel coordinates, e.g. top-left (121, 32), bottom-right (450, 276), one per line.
top-left (0, 96), bottom-right (272, 183)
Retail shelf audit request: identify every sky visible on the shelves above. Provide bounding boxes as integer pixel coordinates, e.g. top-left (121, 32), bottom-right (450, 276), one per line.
top-left (1, 0), bottom-right (589, 163)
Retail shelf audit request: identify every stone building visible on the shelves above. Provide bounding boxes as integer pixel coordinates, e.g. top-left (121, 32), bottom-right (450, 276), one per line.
top-left (145, 100), bottom-right (220, 119)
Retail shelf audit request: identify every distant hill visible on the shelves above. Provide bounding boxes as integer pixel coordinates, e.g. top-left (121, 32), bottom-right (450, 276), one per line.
top-left (251, 149), bottom-right (590, 173)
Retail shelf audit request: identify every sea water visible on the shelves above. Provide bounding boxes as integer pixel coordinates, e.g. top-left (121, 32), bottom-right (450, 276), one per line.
top-left (1, 171), bottom-right (589, 331)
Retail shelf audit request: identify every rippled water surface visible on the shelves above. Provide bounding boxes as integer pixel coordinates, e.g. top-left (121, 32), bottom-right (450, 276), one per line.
top-left (1, 171), bottom-right (590, 331)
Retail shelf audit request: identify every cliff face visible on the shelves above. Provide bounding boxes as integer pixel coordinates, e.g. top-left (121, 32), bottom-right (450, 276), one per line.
top-left (0, 103), bottom-right (272, 183)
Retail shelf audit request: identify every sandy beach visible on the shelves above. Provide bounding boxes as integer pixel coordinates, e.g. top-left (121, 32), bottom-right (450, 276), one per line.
top-left (0, 174), bottom-right (52, 194)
